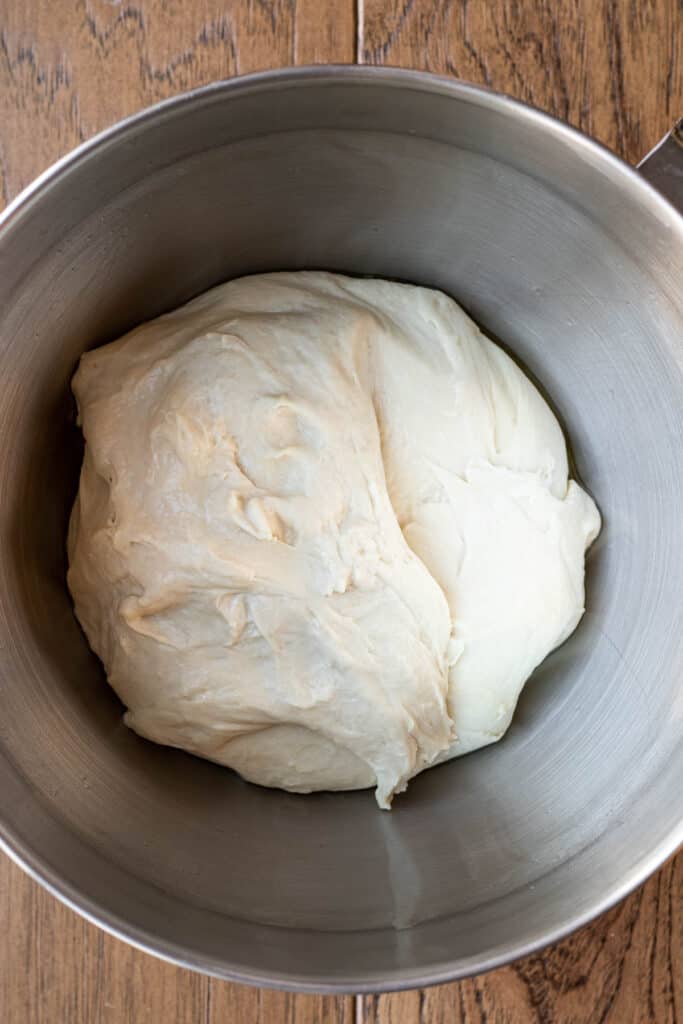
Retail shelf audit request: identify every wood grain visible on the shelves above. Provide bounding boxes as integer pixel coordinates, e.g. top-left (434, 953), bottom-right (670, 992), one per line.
top-left (363, 856), bottom-right (682, 1024)
top-left (358, 1), bottom-right (683, 1019)
top-left (0, 1), bottom-right (681, 1022)
top-left (0, 852), bottom-right (209, 1022)
top-left (0, 4), bottom-right (356, 1022)
top-left (0, 0), bottom-right (355, 204)
top-left (360, 0), bottom-right (682, 164)
top-left (0, 850), bottom-right (355, 1024)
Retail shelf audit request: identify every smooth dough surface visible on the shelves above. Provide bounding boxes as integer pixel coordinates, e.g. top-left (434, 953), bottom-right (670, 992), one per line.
top-left (68, 272), bottom-right (601, 808)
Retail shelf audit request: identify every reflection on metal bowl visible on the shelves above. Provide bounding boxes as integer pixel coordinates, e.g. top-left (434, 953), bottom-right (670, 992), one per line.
top-left (0, 67), bottom-right (680, 992)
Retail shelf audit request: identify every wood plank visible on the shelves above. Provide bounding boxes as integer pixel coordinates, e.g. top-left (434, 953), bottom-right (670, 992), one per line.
top-left (360, 0), bottom-right (682, 164)
top-left (0, 2), bottom-right (355, 1022)
top-left (294, 0), bottom-right (357, 66)
top-left (0, 852), bottom-right (210, 1024)
top-left (208, 981), bottom-right (357, 1023)
top-left (0, 0), bottom-right (355, 207)
top-left (0, 1), bottom-right (680, 1022)
top-left (359, 0), bottom-right (682, 1020)
top-left (363, 855), bottom-right (682, 1023)
top-left (0, 853), bottom-right (356, 1024)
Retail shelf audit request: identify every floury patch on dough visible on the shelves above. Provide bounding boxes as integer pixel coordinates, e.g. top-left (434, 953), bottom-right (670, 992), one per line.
top-left (68, 272), bottom-right (601, 808)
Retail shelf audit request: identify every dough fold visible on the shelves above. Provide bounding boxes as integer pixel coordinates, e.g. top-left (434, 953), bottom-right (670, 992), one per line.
top-left (68, 272), bottom-right (600, 807)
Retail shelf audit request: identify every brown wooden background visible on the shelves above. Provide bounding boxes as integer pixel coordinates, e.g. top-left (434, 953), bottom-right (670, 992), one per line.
top-left (0, 1), bottom-right (681, 1021)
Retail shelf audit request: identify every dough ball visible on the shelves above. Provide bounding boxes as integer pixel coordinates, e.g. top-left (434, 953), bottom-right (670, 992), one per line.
top-left (68, 272), bottom-right (600, 807)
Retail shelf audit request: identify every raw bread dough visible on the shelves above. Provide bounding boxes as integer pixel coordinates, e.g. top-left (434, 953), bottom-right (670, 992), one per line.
top-left (68, 272), bottom-right (601, 808)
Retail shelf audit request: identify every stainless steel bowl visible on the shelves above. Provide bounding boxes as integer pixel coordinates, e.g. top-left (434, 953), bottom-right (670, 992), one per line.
top-left (0, 67), bottom-right (681, 993)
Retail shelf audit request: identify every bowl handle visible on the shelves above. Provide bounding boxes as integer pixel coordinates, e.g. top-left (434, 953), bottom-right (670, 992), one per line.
top-left (638, 119), bottom-right (683, 214)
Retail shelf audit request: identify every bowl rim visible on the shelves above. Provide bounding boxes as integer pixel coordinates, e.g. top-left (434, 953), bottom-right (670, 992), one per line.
top-left (0, 64), bottom-right (681, 994)
top-left (2, 63), bottom-right (682, 248)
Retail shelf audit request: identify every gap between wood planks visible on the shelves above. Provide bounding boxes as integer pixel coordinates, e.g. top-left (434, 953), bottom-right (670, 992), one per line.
top-left (356, 0), bottom-right (365, 63)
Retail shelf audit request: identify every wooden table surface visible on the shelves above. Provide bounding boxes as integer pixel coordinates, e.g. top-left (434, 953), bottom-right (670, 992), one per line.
top-left (0, 2), bottom-right (680, 1021)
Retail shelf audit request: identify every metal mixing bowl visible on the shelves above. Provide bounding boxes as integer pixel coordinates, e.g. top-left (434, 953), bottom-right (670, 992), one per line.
top-left (0, 67), bottom-right (681, 992)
